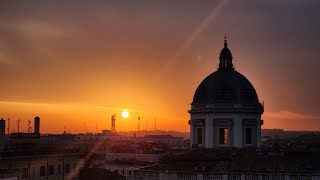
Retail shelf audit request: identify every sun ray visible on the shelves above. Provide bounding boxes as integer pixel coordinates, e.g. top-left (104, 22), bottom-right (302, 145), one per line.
top-left (153, 0), bottom-right (229, 83)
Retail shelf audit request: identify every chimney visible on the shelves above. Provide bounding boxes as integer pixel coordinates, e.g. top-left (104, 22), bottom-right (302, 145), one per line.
top-left (0, 118), bottom-right (5, 137)
top-left (34, 116), bottom-right (40, 134)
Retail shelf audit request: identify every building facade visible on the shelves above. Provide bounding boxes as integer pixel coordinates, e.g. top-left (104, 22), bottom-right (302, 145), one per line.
top-left (0, 154), bottom-right (84, 180)
top-left (189, 39), bottom-right (264, 148)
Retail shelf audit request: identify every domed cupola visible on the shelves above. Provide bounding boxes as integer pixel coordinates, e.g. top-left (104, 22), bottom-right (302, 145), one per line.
top-left (219, 37), bottom-right (234, 70)
top-left (188, 37), bottom-right (264, 149)
top-left (191, 37), bottom-right (263, 111)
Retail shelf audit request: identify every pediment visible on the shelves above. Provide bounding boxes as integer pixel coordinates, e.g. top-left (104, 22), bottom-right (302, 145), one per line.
top-left (191, 119), bottom-right (205, 126)
top-left (243, 119), bottom-right (257, 126)
top-left (213, 119), bottom-right (233, 127)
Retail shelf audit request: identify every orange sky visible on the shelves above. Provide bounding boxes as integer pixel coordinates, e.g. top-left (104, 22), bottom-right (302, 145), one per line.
top-left (0, 1), bottom-right (320, 133)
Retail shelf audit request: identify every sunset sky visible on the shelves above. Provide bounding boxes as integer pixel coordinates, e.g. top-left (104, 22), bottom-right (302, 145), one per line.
top-left (0, 0), bottom-right (320, 133)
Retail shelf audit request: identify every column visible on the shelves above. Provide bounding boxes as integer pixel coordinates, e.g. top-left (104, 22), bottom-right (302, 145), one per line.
top-left (190, 121), bottom-right (194, 147)
top-left (233, 115), bottom-right (242, 148)
top-left (256, 117), bottom-right (261, 148)
top-left (205, 118), bottom-right (213, 148)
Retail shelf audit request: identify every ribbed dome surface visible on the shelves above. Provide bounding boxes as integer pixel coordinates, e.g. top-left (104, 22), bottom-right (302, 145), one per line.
top-left (192, 69), bottom-right (259, 106)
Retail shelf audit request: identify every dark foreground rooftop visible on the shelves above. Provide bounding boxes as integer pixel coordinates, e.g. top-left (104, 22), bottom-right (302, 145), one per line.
top-left (143, 148), bottom-right (320, 173)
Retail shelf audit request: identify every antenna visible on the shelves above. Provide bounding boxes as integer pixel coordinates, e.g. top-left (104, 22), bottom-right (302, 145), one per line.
top-left (105, 116), bottom-right (107, 130)
top-left (137, 116), bottom-right (140, 137)
top-left (7, 117), bottom-right (10, 136)
top-left (95, 119), bottom-right (98, 134)
top-left (17, 119), bottom-right (20, 133)
top-left (146, 118), bottom-right (148, 131)
top-left (155, 116), bottom-right (157, 131)
top-left (83, 121), bottom-right (86, 133)
top-left (28, 120), bottom-right (32, 133)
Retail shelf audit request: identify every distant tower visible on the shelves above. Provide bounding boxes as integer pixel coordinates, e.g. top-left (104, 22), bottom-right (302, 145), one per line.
top-left (146, 118), bottom-right (148, 131)
top-left (17, 119), bottom-right (20, 133)
top-left (111, 114), bottom-right (116, 132)
top-left (0, 118), bottom-right (5, 137)
top-left (137, 116), bottom-right (140, 137)
top-left (34, 116), bottom-right (40, 134)
top-left (0, 118), bottom-right (5, 152)
top-left (96, 120), bottom-right (98, 134)
top-left (7, 117), bottom-right (10, 136)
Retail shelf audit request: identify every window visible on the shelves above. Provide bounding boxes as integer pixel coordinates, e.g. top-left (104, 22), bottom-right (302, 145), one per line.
top-left (219, 128), bottom-right (228, 144)
top-left (246, 128), bottom-right (252, 144)
top-left (40, 166), bottom-right (46, 177)
top-left (57, 165), bottom-right (61, 174)
top-left (48, 165), bottom-right (54, 176)
top-left (65, 164), bottom-right (70, 174)
top-left (197, 127), bottom-right (203, 144)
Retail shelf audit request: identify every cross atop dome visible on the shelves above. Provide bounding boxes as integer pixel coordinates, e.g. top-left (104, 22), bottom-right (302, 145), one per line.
top-left (224, 35), bottom-right (228, 47)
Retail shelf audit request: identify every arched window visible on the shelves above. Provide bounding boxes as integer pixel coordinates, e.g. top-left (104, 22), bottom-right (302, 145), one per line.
top-left (219, 128), bottom-right (228, 144)
top-left (245, 128), bottom-right (252, 144)
top-left (197, 127), bottom-right (203, 145)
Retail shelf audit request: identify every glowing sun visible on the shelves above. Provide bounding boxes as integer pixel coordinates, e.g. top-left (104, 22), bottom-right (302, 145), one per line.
top-left (122, 111), bottom-right (129, 118)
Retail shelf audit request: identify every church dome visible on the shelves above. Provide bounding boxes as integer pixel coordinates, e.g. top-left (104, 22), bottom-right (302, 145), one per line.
top-left (192, 70), bottom-right (259, 105)
top-left (192, 38), bottom-right (262, 110)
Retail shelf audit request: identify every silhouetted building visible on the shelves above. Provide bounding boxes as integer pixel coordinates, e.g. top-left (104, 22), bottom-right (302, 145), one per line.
top-left (0, 119), bottom-right (5, 136)
top-left (0, 118), bottom-right (5, 152)
top-left (34, 116), bottom-right (40, 134)
top-left (189, 38), bottom-right (264, 148)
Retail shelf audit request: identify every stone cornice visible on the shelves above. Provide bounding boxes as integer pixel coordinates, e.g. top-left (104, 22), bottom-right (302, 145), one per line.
top-left (189, 108), bottom-right (263, 114)
top-left (190, 103), bottom-right (264, 114)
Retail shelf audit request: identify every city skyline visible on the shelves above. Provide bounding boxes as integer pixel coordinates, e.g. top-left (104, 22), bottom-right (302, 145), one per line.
top-left (1, 0), bottom-right (320, 133)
